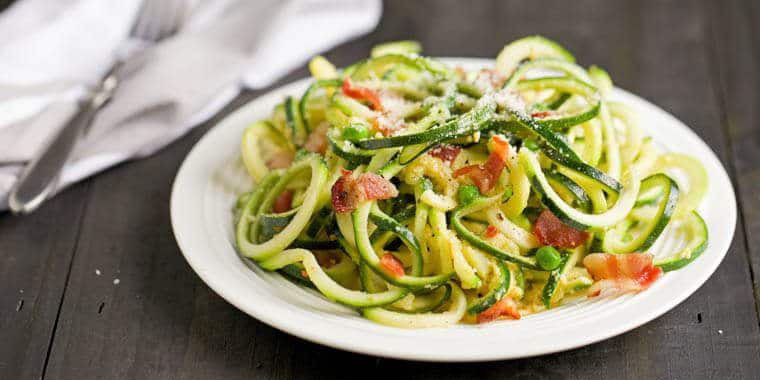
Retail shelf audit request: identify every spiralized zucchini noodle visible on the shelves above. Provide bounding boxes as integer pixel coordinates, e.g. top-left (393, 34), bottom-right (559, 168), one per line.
top-left (234, 36), bottom-right (709, 328)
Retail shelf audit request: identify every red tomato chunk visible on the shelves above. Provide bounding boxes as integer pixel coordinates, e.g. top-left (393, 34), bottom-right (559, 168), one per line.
top-left (380, 253), bottom-right (405, 278)
top-left (342, 78), bottom-right (383, 111)
top-left (484, 225), bottom-right (499, 238)
top-left (583, 253), bottom-right (663, 297)
top-left (477, 297), bottom-right (521, 324)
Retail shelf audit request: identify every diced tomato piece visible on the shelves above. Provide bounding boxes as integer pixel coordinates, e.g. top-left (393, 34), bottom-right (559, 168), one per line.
top-left (342, 78), bottom-right (383, 111)
top-left (380, 253), bottom-right (405, 278)
top-left (582, 252), bottom-right (620, 280)
top-left (357, 173), bottom-right (399, 201)
top-left (484, 225), bottom-right (499, 238)
top-left (583, 253), bottom-right (663, 297)
top-left (584, 252), bottom-right (660, 281)
top-left (300, 270), bottom-right (309, 279)
top-left (477, 297), bottom-right (521, 324)
top-left (637, 265), bottom-right (662, 288)
top-left (272, 190), bottom-right (293, 213)
top-left (533, 210), bottom-right (590, 248)
top-left (624, 254), bottom-right (659, 282)
top-left (428, 144), bottom-right (462, 164)
top-left (489, 135), bottom-right (511, 163)
top-left (266, 151), bottom-right (294, 169)
top-left (331, 170), bottom-right (398, 213)
top-left (531, 111), bottom-right (554, 118)
top-left (304, 123), bottom-right (329, 154)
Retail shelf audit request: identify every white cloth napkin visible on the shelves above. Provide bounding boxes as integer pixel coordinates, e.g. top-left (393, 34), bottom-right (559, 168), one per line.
top-left (0, 0), bottom-right (381, 211)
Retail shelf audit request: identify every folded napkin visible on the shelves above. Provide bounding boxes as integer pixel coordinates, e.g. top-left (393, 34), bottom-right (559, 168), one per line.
top-left (0, 0), bottom-right (381, 211)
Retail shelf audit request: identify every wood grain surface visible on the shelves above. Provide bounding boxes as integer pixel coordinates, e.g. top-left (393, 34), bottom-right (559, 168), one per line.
top-left (1, 1), bottom-right (759, 379)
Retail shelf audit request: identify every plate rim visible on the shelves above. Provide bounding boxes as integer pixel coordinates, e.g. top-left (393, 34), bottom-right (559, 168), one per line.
top-left (171, 57), bottom-right (737, 362)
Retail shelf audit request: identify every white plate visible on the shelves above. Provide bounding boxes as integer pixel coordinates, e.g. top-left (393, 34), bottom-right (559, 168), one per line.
top-left (171, 58), bottom-right (736, 362)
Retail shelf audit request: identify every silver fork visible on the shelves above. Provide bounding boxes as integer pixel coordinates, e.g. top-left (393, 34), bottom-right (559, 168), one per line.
top-left (8, 0), bottom-right (185, 214)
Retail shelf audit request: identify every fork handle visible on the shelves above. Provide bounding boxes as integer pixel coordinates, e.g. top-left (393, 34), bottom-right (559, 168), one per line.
top-left (8, 75), bottom-right (118, 214)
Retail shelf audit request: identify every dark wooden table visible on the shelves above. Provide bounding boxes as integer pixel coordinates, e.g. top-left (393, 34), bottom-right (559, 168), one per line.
top-left (2, 1), bottom-right (760, 379)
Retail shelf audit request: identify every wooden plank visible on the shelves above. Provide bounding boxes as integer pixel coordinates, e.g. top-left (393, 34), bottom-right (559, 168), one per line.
top-left (0, 1), bottom-right (93, 377)
top-left (36, 92), bottom-right (265, 380)
top-left (0, 183), bottom-right (90, 380)
top-left (39, 1), bottom-right (760, 379)
top-left (705, 0), bottom-right (760, 315)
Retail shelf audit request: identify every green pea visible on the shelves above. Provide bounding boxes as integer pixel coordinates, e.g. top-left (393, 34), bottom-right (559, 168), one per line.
top-left (457, 185), bottom-right (481, 206)
top-left (523, 138), bottom-right (540, 151)
top-left (342, 123), bottom-right (370, 142)
top-left (536, 246), bottom-right (562, 271)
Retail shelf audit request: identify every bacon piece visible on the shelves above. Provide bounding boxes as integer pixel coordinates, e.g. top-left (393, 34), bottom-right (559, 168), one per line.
top-left (304, 123), bottom-right (329, 154)
top-left (477, 297), bottom-right (521, 324)
top-left (484, 225), bottom-right (499, 238)
top-left (357, 172), bottom-right (399, 201)
top-left (331, 170), bottom-right (398, 213)
top-left (454, 154), bottom-right (509, 196)
top-left (583, 253), bottom-right (663, 297)
top-left (331, 170), bottom-right (359, 213)
top-left (266, 151), bottom-right (294, 169)
top-left (380, 253), bottom-right (405, 278)
top-left (342, 78), bottom-right (383, 111)
top-left (533, 210), bottom-right (590, 248)
top-left (272, 190), bottom-right (293, 213)
top-left (453, 136), bottom-right (510, 194)
top-left (428, 144), bottom-right (462, 164)
top-left (454, 155), bottom-right (505, 194)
